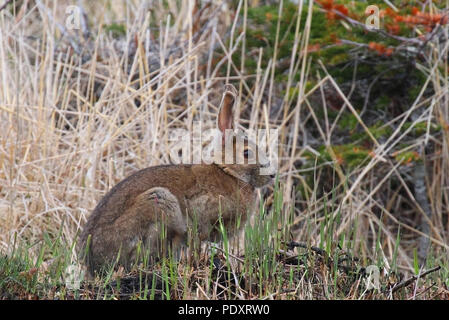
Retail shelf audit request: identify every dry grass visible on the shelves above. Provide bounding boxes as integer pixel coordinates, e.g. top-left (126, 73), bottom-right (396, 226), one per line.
top-left (0, 0), bottom-right (448, 299)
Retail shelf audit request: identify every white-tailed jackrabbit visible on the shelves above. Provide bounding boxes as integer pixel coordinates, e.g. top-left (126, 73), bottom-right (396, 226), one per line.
top-left (79, 84), bottom-right (274, 274)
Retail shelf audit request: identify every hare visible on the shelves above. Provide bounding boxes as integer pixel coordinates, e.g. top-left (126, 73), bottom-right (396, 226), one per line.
top-left (78, 84), bottom-right (274, 275)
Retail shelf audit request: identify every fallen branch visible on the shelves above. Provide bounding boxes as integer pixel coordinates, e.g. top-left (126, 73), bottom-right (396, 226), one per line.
top-left (387, 266), bottom-right (441, 294)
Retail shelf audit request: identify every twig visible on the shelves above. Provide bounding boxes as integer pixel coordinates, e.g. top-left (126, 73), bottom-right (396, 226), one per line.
top-left (387, 266), bottom-right (441, 294)
top-left (410, 282), bottom-right (437, 300)
top-left (360, 65), bottom-right (404, 117)
top-left (0, 0), bottom-right (12, 12)
top-left (285, 241), bottom-right (327, 256)
top-left (36, 0), bottom-right (82, 55)
top-left (316, 3), bottom-right (449, 47)
top-left (210, 245), bottom-right (245, 264)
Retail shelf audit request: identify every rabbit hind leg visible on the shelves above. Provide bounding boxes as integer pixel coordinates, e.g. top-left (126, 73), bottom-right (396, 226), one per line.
top-left (129, 187), bottom-right (187, 263)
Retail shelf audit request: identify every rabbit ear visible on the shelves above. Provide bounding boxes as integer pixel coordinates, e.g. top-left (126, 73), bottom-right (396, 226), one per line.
top-left (217, 84), bottom-right (237, 136)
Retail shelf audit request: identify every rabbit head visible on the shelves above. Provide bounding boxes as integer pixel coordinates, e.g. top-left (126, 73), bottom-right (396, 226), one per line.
top-left (214, 84), bottom-right (274, 188)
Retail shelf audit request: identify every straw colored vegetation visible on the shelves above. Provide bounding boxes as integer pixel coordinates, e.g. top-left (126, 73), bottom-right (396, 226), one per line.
top-left (0, 0), bottom-right (448, 299)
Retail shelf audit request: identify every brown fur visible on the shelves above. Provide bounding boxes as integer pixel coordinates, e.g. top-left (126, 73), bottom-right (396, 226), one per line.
top-left (78, 85), bottom-right (273, 274)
